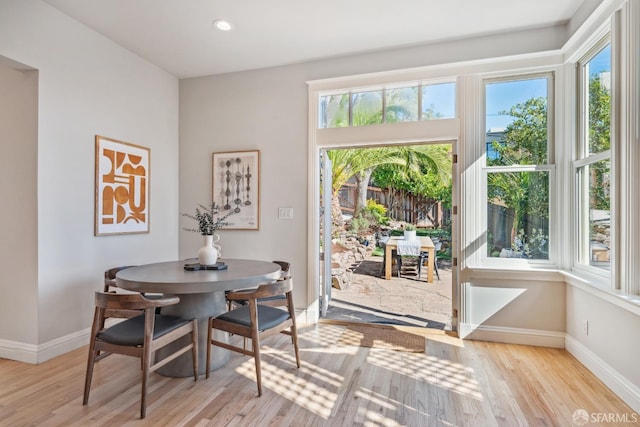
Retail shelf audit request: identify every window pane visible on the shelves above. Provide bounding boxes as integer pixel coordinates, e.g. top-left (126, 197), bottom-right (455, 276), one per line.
top-left (385, 86), bottom-right (418, 123)
top-left (422, 82), bottom-right (455, 120)
top-left (487, 171), bottom-right (549, 259)
top-left (585, 45), bottom-right (611, 155)
top-left (352, 90), bottom-right (383, 126)
top-left (319, 94), bottom-right (349, 129)
top-left (485, 78), bottom-right (548, 166)
top-left (578, 160), bottom-right (611, 269)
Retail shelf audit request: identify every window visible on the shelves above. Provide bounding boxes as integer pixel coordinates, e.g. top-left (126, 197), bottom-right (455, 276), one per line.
top-left (422, 82), bottom-right (456, 120)
top-left (318, 81), bottom-right (456, 129)
top-left (484, 75), bottom-right (553, 260)
top-left (385, 86), bottom-right (418, 123)
top-left (318, 93), bottom-right (349, 128)
top-left (575, 42), bottom-right (611, 272)
top-left (352, 90), bottom-right (383, 126)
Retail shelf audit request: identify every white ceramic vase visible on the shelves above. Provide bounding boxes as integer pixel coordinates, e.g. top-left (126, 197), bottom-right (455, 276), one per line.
top-left (404, 230), bottom-right (417, 241)
top-left (198, 234), bottom-right (219, 265)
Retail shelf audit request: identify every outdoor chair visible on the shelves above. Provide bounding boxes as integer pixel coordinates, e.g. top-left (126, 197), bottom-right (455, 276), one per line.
top-left (83, 291), bottom-right (198, 419)
top-left (420, 240), bottom-right (442, 280)
top-left (394, 238), bottom-right (422, 279)
top-left (207, 277), bottom-right (300, 396)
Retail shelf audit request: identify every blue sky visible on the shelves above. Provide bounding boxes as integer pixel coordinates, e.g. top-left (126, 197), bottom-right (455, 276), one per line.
top-left (485, 44), bottom-right (610, 132)
top-left (485, 78), bottom-right (547, 131)
top-left (423, 82), bottom-right (456, 119)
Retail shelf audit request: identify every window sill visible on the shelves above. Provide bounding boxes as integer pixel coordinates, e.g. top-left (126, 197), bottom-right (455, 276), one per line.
top-left (462, 265), bottom-right (563, 282)
top-left (463, 265), bottom-right (640, 316)
top-left (562, 270), bottom-right (640, 317)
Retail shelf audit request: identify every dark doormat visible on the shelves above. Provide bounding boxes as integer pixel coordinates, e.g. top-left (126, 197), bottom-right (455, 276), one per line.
top-left (336, 322), bottom-right (426, 352)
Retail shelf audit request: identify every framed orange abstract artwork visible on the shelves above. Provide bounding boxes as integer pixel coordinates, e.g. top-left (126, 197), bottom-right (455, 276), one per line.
top-left (95, 135), bottom-right (150, 236)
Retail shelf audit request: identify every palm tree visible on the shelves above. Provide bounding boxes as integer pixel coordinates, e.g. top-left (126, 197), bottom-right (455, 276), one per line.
top-left (327, 145), bottom-right (450, 225)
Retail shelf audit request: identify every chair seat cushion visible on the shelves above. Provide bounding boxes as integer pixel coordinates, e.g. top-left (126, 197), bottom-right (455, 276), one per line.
top-left (97, 314), bottom-right (191, 346)
top-left (216, 305), bottom-right (290, 330)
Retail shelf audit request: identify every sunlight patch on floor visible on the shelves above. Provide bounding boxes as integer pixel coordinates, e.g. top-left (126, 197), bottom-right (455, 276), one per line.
top-left (366, 349), bottom-right (484, 400)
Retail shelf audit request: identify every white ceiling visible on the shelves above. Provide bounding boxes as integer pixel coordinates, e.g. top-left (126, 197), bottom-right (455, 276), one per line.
top-left (44, 0), bottom-right (591, 79)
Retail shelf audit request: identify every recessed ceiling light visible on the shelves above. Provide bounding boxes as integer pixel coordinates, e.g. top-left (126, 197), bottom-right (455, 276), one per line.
top-left (213, 20), bottom-right (233, 31)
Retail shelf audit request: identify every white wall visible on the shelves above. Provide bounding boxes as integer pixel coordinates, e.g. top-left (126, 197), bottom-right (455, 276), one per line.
top-left (460, 273), bottom-right (566, 347)
top-left (179, 67), bottom-right (309, 306)
top-left (0, 61), bottom-right (38, 345)
top-left (179, 26), bottom-right (568, 309)
top-left (0, 0), bottom-right (179, 361)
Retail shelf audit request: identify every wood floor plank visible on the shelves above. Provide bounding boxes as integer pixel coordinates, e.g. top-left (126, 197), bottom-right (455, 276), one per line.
top-left (0, 323), bottom-right (635, 426)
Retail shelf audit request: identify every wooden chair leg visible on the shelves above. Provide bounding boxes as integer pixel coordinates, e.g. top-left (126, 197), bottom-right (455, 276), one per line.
top-left (251, 327), bottom-right (262, 396)
top-left (291, 327), bottom-right (301, 369)
top-left (206, 318), bottom-right (213, 379)
top-left (140, 344), bottom-right (152, 418)
top-left (191, 320), bottom-right (199, 381)
top-left (82, 343), bottom-right (98, 405)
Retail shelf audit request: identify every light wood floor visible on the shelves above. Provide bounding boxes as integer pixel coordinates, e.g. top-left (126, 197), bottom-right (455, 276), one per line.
top-left (0, 322), bottom-right (634, 426)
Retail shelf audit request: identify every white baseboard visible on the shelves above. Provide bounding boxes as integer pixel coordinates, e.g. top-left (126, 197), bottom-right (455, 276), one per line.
top-left (0, 320), bottom-right (122, 364)
top-left (459, 323), bottom-right (566, 348)
top-left (0, 339), bottom-right (39, 364)
top-left (566, 334), bottom-right (640, 414)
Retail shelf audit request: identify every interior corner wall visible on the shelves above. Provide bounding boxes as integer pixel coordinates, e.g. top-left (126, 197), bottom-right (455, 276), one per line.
top-left (0, 62), bottom-right (38, 345)
top-left (0, 0), bottom-right (179, 361)
top-left (565, 285), bottom-right (640, 412)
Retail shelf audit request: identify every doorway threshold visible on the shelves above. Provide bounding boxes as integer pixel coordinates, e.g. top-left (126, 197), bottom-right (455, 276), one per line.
top-left (324, 297), bottom-right (448, 329)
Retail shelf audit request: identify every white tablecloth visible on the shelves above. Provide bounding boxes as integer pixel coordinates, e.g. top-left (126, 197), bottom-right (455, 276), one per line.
top-left (397, 239), bottom-right (421, 256)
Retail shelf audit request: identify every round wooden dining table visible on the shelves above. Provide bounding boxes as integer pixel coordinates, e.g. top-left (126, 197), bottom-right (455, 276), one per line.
top-left (116, 258), bottom-right (281, 377)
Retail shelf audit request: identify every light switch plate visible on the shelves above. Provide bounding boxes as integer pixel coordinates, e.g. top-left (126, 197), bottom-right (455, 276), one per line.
top-left (278, 207), bottom-right (293, 220)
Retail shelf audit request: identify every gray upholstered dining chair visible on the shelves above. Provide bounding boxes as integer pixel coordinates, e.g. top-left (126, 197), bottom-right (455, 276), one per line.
top-left (103, 265), bottom-right (139, 292)
top-left (83, 291), bottom-right (198, 419)
top-left (102, 266), bottom-right (141, 320)
top-left (207, 277), bottom-right (300, 396)
top-left (227, 260), bottom-right (291, 310)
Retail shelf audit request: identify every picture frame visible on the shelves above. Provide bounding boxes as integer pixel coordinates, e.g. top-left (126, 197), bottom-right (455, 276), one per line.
top-left (212, 150), bottom-right (260, 230)
top-left (95, 135), bottom-right (150, 236)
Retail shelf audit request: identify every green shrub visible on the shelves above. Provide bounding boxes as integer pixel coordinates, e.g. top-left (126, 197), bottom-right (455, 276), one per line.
top-left (364, 200), bottom-right (389, 226)
top-left (349, 215), bottom-right (371, 235)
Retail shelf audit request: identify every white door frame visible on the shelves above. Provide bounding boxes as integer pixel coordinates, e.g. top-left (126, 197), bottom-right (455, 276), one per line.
top-left (306, 85), bottom-right (461, 329)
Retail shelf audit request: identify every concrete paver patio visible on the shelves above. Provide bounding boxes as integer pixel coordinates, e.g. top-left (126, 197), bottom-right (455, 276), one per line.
top-left (325, 255), bottom-right (453, 329)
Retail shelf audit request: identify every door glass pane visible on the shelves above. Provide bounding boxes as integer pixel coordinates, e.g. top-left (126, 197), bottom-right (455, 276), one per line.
top-left (352, 90), bottom-right (383, 126)
top-left (485, 78), bottom-right (548, 166)
top-left (487, 171), bottom-right (549, 259)
top-left (585, 44), bottom-right (611, 155)
top-left (318, 93), bottom-right (349, 129)
top-left (422, 82), bottom-right (455, 120)
top-left (385, 86), bottom-right (418, 123)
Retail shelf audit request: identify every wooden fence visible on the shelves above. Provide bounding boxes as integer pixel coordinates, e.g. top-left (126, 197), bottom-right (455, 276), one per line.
top-left (338, 183), bottom-right (450, 228)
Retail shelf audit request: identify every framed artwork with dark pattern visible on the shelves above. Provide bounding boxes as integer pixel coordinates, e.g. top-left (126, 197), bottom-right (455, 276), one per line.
top-left (212, 150), bottom-right (259, 230)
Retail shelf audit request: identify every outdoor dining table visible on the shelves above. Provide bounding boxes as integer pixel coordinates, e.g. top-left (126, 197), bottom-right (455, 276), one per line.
top-left (383, 236), bottom-right (436, 282)
top-left (116, 258), bottom-right (281, 377)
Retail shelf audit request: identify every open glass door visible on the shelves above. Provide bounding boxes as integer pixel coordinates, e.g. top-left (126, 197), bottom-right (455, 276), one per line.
top-left (319, 149), bottom-right (332, 317)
